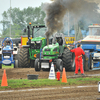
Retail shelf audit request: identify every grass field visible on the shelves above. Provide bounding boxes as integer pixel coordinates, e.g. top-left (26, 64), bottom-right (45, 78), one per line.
top-left (2, 64), bottom-right (13, 69)
top-left (0, 76), bottom-right (99, 90)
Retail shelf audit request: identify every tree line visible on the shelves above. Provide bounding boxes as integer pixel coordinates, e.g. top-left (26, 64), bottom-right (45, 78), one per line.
top-left (0, 5), bottom-right (46, 38)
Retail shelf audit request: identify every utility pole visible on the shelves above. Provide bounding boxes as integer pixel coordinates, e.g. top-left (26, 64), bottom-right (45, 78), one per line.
top-left (74, 19), bottom-right (76, 41)
top-left (10, 0), bottom-right (11, 38)
top-left (68, 10), bottom-right (69, 36)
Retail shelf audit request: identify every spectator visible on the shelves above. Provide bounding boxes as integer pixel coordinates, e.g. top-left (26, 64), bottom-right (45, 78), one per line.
top-left (68, 44), bottom-right (85, 75)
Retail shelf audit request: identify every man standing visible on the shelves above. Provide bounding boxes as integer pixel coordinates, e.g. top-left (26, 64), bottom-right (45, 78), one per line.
top-left (68, 44), bottom-right (85, 75)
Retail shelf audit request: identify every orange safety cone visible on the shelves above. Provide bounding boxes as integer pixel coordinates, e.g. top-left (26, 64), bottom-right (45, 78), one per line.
top-left (61, 68), bottom-right (67, 83)
top-left (1, 69), bottom-right (8, 86)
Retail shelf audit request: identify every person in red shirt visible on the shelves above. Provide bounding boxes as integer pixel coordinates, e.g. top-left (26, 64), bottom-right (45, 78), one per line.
top-left (68, 44), bottom-right (85, 75)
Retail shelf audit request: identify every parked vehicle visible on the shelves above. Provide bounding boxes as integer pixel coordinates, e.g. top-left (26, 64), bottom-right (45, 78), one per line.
top-left (0, 37), bottom-right (18, 68)
top-left (80, 24), bottom-right (100, 70)
top-left (18, 23), bottom-right (47, 68)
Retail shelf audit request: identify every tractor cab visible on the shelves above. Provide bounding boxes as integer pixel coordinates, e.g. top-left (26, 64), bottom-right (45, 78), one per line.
top-left (5, 40), bottom-right (11, 46)
top-left (52, 33), bottom-right (65, 55)
top-left (81, 24), bottom-right (100, 44)
top-left (89, 24), bottom-right (100, 36)
top-left (2, 38), bottom-right (13, 50)
top-left (52, 33), bottom-right (65, 45)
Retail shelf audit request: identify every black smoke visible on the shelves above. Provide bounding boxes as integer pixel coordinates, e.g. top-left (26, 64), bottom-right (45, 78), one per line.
top-left (42, 0), bottom-right (100, 38)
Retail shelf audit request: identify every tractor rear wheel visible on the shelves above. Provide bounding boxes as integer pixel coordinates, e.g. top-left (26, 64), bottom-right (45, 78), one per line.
top-left (18, 48), bottom-right (30, 68)
top-left (35, 59), bottom-right (41, 71)
top-left (56, 59), bottom-right (63, 72)
top-left (62, 49), bottom-right (75, 71)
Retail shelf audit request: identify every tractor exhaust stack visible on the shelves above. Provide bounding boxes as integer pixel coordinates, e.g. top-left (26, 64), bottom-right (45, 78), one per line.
top-left (32, 26), bottom-right (34, 38)
top-left (27, 24), bottom-right (31, 45)
top-left (47, 37), bottom-right (49, 46)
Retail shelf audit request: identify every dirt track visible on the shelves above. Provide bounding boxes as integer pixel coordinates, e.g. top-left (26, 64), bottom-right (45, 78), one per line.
top-left (0, 86), bottom-right (100, 100)
top-left (0, 68), bottom-right (100, 79)
top-left (0, 68), bottom-right (100, 100)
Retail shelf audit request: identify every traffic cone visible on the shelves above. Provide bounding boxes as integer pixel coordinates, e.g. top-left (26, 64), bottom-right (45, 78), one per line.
top-left (61, 68), bottom-right (67, 83)
top-left (1, 69), bottom-right (8, 86)
top-left (48, 63), bottom-right (56, 80)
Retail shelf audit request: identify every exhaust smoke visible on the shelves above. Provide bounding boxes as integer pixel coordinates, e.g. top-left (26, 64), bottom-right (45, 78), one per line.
top-left (42, 0), bottom-right (100, 38)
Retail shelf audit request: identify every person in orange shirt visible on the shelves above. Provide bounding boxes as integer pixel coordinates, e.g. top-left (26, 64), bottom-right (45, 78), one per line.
top-left (68, 44), bottom-right (85, 75)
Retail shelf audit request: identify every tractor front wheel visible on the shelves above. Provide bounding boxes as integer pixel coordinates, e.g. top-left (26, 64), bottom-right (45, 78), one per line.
top-left (35, 59), bottom-right (41, 71)
top-left (56, 59), bottom-right (63, 72)
top-left (14, 60), bottom-right (18, 68)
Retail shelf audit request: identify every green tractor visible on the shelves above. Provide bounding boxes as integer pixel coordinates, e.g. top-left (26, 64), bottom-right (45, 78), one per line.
top-left (18, 24), bottom-right (48, 68)
top-left (35, 33), bottom-right (75, 71)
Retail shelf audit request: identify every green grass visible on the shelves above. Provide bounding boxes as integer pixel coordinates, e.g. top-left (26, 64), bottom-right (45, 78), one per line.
top-left (0, 76), bottom-right (100, 90)
top-left (2, 64), bottom-right (13, 69)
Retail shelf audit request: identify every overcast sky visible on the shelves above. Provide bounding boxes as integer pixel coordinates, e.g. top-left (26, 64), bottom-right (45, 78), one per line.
top-left (0, 0), bottom-right (52, 32)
